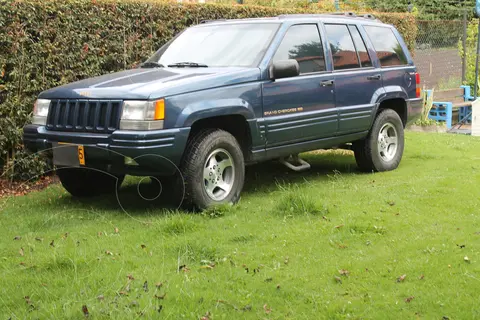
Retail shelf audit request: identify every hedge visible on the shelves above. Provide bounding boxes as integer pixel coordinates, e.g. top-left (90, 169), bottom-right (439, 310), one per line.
top-left (0, 0), bottom-right (417, 180)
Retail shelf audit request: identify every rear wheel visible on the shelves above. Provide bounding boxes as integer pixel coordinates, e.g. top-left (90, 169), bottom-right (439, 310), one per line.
top-left (353, 109), bottom-right (404, 172)
top-left (57, 167), bottom-right (124, 197)
top-left (181, 129), bottom-right (245, 210)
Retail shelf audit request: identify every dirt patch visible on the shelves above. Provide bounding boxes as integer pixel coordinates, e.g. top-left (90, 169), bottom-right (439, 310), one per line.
top-left (0, 175), bottom-right (58, 198)
top-left (408, 125), bottom-right (447, 133)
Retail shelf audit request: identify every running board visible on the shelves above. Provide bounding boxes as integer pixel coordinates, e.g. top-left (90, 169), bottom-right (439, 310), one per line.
top-left (279, 155), bottom-right (311, 172)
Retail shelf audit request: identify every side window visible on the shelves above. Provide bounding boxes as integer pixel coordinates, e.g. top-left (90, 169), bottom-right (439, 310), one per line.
top-left (364, 26), bottom-right (408, 67)
top-left (273, 24), bottom-right (326, 74)
top-left (325, 24), bottom-right (360, 70)
top-left (348, 25), bottom-right (372, 68)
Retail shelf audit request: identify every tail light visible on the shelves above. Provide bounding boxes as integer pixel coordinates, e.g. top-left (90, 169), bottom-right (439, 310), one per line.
top-left (415, 72), bottom-right (421, 98)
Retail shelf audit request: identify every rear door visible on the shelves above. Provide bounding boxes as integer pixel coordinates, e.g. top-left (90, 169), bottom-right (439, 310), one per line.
top-left (323, 23), bottom-right (383, 135)
top-left (363, 25), bottom-right (416, 99)
top-left (262, 24), bottom-right (337, 148)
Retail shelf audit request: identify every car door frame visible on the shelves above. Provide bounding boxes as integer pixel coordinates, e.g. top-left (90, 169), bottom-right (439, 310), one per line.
top-left (320, 22), bottom-right (385, 135)
top-left (259, 21), bottom-right (339, 151)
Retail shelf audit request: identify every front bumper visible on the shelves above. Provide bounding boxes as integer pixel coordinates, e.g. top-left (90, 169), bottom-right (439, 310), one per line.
top-left (23, 125), bottom-right (190, 176)
top-left (406, 98), bottom-right (423, 125)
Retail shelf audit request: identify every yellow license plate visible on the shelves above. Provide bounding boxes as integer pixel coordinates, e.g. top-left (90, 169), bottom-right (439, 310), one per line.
top-left (77, 145), bottom-right (85, 165)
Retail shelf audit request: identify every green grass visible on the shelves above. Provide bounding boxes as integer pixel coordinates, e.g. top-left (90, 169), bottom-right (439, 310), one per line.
top-left (2, 132), bottom-right (480, 319)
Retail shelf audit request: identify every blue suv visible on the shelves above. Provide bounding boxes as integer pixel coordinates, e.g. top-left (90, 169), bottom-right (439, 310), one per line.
top-left (24, 13), bottom-right (422, 209)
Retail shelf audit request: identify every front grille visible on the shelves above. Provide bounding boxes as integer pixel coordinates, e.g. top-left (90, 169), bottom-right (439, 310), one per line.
top-left (46, 99), bottom-right (122, 133)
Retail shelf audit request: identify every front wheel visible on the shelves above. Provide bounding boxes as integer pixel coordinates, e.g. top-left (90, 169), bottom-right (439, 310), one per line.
top-left (181, 129), bottom-right (245, 210)
top-left (57, 167), bottom-right (124, 197)
top-left (353, 109), bottom-right (405, 172)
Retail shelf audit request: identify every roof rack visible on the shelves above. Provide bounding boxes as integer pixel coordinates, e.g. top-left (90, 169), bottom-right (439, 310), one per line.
top-left (277, 12), bottom-right (380, 21)
top-left (199, 19), bottom-right (227, 24)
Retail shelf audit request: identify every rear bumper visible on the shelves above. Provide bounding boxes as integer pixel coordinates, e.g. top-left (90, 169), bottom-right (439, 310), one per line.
top-left (406, 98), bottom-right (422, 125)
top-left (23, 125), bottom-right (190, 176)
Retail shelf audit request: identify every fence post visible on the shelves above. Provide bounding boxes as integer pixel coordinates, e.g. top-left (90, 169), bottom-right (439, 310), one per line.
top-left (462, 9), bottom-right (467, 83)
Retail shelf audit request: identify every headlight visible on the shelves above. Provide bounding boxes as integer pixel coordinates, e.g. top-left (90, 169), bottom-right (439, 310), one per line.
top-left (32, 99), bottom-right (51, 125)
top-left (120, 99), bottom-right (165, 130)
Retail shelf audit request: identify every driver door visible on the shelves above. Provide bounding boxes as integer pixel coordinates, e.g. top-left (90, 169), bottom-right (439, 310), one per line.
top-left (262, 24), bottom-right (337, 148)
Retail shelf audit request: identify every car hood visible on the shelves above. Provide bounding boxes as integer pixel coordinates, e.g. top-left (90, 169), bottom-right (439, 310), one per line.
top-left (39, 67), bottom-right (262, 100)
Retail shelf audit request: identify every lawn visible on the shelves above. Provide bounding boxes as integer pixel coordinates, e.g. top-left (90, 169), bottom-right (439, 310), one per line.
top-left (1, 131), bottom-right (480, 319)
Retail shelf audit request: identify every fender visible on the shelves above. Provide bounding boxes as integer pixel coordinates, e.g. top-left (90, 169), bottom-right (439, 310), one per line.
top-left (175, 98), bottom-right (256, 127)
top-left (370, 85), bottom-right (409, 118)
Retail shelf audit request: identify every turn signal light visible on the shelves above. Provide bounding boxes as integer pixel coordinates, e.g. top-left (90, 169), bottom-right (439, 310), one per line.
top-left (154, 99), bottom-right (165, 120)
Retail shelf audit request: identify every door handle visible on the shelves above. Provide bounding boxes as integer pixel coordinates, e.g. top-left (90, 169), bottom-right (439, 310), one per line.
top-left (367, 74), bottom-right (382, 80)
top-left (320, 80), bottom-right (334, 87)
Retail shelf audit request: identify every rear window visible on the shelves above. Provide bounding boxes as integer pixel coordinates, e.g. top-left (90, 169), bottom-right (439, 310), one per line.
top-left (364, 26), bottom-right (408, 67)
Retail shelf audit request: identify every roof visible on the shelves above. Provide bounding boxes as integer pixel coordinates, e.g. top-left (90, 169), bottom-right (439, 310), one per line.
top-left (199, 12), bottom-right (385, 26)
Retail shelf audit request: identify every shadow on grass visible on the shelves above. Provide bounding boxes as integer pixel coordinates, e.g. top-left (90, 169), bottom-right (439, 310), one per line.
top-left (243, 150), bottom-right (357, 194)
top-left (41, 151), bottom-right (358, 214)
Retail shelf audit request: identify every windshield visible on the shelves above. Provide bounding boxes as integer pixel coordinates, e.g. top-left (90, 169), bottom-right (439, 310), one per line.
top-left (146, 23), bottom-right (279, 68)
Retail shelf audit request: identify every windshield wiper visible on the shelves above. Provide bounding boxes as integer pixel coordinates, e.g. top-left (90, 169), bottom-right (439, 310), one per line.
top-left (167, 62), bottom-right (208, 68)
top-left (139, 61), bottom-right (165, 68)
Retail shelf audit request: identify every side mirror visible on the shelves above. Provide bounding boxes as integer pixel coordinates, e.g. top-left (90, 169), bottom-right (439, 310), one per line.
top-left (270, 59), bottom-right (300, 80)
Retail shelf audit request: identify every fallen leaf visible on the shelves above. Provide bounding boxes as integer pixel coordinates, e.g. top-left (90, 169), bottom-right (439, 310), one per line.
top-left (62, 233), bottom-right (69, 240)
top-left (200, 265), bottom-right (214, 270)
top-left (405, 296), bottom-right (414, 303)
top-left (141, 244), bottom-right (146, 249)
top-left (14, 236), bottom-right (22, 240)
top-left (105, 250), bottom-right (113, 256)
top-left (464, 256), bottom-right (470, 263)
top-left (276, 284), bottom-right (281, 289)
top-left (143, 281), bottom-right (148, 292)
top-left (334, 276), bottom-right (342, 284)
top-left (335, 224), bottom-right (344, 229)
top-left (119, 291), bottom-right (128, 296)
top-left (82, 305), bottom-right (89, 317)
top-left (114, 227), bottom-right (119, 234)
top-left (263, 304), bottom-right (271, 314)
top-left (179, 265), bottom-right (190, 272)
top-left (284, 257), bottom-right (289, 265)
top-left (397, 274), bottom-right (407, 282)
top-left (419, 274), bottom-right (425, 280)
top-left (97, 295), bottom-right (104, 301)
top-left (155, 282), bottom-right (163, 288)
top-left (127, 274), bottom-right (135, 280)
top-left (200, 311), bottom-right (211, 320)
top-left (97, 232), bottom-right (103, 237)
top-left (35, 237), bottom-right (43, 242)
top-left (19, 247), bottom-right (24, 256)
top-left (154, 293), bottom-right (166, 300)
top-left (338, 269), bottom-right (350, 276)
top-left (125, 283), bottom-right (131, 292)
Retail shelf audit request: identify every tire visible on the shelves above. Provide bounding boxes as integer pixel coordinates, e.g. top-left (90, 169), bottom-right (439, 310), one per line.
top-left (57, 167), bottom-right (124, 197)
top-left (353, 109), bottom-right (405, 172)
top-left (180, 129), bottom-right (245, 210)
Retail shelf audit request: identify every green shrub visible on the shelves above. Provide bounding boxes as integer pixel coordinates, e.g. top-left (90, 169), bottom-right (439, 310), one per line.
top-left (0, 0), bottom-right (417, 180)
top-left (459, 20), bottom-right (479, 90)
